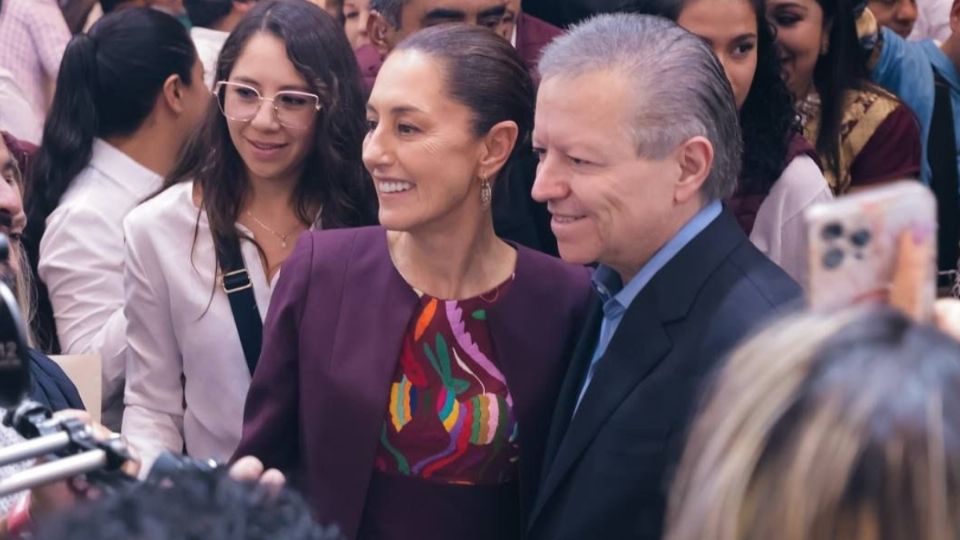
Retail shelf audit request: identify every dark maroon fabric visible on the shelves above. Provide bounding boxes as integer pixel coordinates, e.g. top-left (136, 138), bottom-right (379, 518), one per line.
top-left (353, 13), bottom-right (561, 96)
top-left (374, 279), bottom-right (519, 485)
top-left (849, 103), bottom-right (923, 187)
top-left (1, 131), bottom-right (38, 183)
top-left (357, 472), bottom-right (522, 540)
top-left (726, 133), bottom-right (820, 235)
top-left (515, 12), bottom-right (563, 81)
top-left (233, 227), bottom-right (592, 540)
top-left (355, 44), bottom-right (382, 97)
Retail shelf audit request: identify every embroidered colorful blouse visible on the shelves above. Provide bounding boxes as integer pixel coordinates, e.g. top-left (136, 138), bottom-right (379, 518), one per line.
top-left (374, 277), bottom-right (519, 485)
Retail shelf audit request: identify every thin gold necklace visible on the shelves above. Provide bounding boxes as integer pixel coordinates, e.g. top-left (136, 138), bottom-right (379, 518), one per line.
top-left (244, 210), bottom-right (301, 248)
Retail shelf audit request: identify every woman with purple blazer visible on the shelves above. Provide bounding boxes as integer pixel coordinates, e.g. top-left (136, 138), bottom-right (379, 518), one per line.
top-left (234, 25), bottom-right (592, 540)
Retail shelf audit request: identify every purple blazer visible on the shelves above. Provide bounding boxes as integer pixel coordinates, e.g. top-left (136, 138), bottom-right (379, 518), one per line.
top-left (234, 226), bottom-right (591, 539)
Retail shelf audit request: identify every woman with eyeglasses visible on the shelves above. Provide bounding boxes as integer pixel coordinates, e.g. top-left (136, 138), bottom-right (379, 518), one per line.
top-left (26, 8), bottom-right (208, 429)
top-left (120, 0), bottom-right (376, 472)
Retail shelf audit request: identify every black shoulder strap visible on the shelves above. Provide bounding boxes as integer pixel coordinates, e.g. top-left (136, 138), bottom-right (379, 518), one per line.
top-left (930, 71), bottom-right (959, 280)
top-left (217, 236), bottom-right (263, 375)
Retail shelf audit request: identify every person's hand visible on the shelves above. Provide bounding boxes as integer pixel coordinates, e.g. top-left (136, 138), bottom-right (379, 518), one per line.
top-left (228, 456), bottom-right (286, 496)
top-left (889, 229), bottom-right (936, 321)
top-left (889, 228), bottom-right (960, 340)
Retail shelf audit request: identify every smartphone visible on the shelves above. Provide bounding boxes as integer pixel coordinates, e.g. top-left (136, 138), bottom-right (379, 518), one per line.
top-left (804, 181), bottom-right (937, 319)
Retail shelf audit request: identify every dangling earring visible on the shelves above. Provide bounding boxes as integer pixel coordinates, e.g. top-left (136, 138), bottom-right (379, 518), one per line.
top-left (820, 35), bottom-right (830, 56)
top-left (480, 175), bottom-right (492, 208)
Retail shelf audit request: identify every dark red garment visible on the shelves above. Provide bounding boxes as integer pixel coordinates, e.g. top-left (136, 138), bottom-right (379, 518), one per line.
top-left (233, 227), bottom-right (592, 540)
top-left (374, 279), bottom-right (519, 485)
top-left (727, 133), bottom-right (819, 235)
top-left (849, 103), bottom-right (923, 187)
top-left (515, 12), bottom-right (564, 81)
top-left (1, 131), bottom-right (38, 182)
top-left (353, 12), bottom-right (563, 96)
top-left (361, 280), bottom-right (524, 540)
top-left (358, 472), bottom-right (521, 540)
top-left (355, 44), bottom-right (382, 97)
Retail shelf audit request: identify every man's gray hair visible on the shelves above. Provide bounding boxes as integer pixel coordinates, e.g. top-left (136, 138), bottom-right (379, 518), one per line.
top-left (369, 0), bottom-right (404, 27)
top-left (538, 13), bottom-right (742, 201)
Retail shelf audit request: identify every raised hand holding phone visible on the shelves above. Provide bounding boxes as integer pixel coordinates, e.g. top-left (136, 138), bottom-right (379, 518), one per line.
top-left (805, 181), bottom-right (938, 321)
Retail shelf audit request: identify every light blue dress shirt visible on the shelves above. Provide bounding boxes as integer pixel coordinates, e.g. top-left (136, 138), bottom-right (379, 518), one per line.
top-left (573, 200), bottom-right (723, 413)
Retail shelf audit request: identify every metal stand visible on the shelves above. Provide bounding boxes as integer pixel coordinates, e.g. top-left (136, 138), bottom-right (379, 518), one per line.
top-left (0, 400), bottom-right (135, 497)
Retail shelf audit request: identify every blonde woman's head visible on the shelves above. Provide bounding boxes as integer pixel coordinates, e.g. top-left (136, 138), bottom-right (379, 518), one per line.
top-left (667, 306), bottom-right (960, 540)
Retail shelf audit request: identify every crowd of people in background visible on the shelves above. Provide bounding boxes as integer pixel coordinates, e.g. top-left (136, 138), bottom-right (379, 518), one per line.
top-left (0, 0), bottom-right (959, 538)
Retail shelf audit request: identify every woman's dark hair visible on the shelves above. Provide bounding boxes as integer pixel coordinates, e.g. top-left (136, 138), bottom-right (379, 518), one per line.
top-left (392, 24), bottom-right (536, 182)
top-left (625, 0), bottom-right (797, 195)
top-left (166, 0), bottom-right (375, 269)
top-left (811, 0), bottom-right (872, 182)
top-left (23, 8), bottom-right (196, 350)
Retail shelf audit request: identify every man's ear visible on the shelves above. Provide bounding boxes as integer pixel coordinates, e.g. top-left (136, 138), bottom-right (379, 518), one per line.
top-left (673, 136), bottom-right (713, 204)
top-left (477, 120), bottom-right (520, 181)
top-left (369, 9), bottom-right (398, 55)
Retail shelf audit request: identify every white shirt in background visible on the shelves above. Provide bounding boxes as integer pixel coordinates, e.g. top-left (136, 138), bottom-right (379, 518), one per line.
top-left (0, 68), bottom-right (41, 144)
top-left (749, 155), bottom-right (833, 287)
top-left (909, 0), bottom-right (951, 43)
top-left (190, 26), bottom-right (229, 89)
top-left (38, 139), bottom-right (162, 430)
top-left (122, 181), bottom-right (296, 473)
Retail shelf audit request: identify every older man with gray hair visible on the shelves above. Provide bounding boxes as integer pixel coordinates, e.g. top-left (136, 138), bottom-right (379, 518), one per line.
top-left (526, 13), bottom-right (801, 540)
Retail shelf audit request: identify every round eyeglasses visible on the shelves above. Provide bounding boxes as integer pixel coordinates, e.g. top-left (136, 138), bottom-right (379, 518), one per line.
top-left (214, 81), bottom-right (321, 130)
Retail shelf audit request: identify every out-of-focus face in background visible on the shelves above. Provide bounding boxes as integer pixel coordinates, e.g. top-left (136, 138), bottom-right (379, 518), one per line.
top-left (343, 0), bottom-right (372, 49)
top-left (0, 138), bottom-right (27, 276)
top-left (496, 0), bottom-right (521, 41)
top-left (867, 0), bottom-right (918, 38)
top-left (371, 0), bottom-right (508, 53)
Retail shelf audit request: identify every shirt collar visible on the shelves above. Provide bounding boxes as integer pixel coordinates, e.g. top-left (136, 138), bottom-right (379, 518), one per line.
top-left (89, 139), bottom-right (163, 196)
top-left (591, 199), bottom-right (723, 313)
top-left (190, 26), bottom-right (229, 46)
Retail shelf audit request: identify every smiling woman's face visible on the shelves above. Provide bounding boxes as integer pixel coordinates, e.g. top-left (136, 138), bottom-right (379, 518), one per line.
top-left (224, 32), bottom-right (319, 187)
top-left (766, 0), bottom-right (827, 99)
top-left (677, 0), bottom-right (759, 109)
top-left (363, 50), bottom-right (489, 233)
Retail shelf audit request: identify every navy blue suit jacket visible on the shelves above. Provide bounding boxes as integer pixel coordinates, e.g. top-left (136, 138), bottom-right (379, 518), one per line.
top-left (528, 209), bottom-right (802, 539)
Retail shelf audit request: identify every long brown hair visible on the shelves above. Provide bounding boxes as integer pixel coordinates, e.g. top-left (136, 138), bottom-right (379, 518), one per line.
top-left (165, 0), bottom-right (376, 267)
top-left (667, 307), bottom-right (960, 540)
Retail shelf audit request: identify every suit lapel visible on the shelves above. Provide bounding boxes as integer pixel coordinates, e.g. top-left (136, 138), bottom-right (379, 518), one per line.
top-left (540, 296), bottom-right (602, 474)
top-left (528, 209), bottom-right (749, 529)
top-left (531, 288), bottom-right (672, 521)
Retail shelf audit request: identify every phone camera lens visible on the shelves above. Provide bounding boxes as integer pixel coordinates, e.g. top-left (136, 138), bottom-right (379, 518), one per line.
top-left (822, 222), bottom-right (844, 240)
top-left (823, 248), bottom-right (844, 269)
top-left (850, 229), bottom-right (872, 247)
